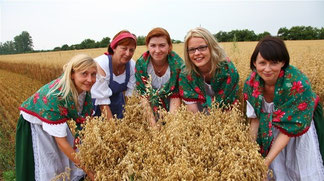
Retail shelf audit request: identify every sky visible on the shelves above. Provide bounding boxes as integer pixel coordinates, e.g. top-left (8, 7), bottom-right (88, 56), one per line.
top-left (1, 0), bottom-right (323, 50)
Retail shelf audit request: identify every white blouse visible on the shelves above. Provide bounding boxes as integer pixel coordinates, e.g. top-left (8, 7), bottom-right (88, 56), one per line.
top-left (91, 54), bottom-right (136, 105)
top-left (147, 61), bottom-right (170, 90)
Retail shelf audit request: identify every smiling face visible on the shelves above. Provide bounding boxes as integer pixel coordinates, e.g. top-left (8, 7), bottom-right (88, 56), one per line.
top-left (147, 36), bottom-right (170, 63)
top-left (113, 44), bottom-right (136, 64)
top-left (72, 66), bottom-right (97, 93)
top-left (187, 37), bottom-right (211, 72)
top-left (254, 52), bottom-right (285, 86)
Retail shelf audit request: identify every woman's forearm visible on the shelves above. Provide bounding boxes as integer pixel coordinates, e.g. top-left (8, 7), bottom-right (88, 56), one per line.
top-left (264, 132), bottom-right (290, 167)
top-left (55, 137), bottom-right (80, 165)
top-left (169, 97), bottom-right (181, 113)
top-left (249, 118), bottom-right (259, 142)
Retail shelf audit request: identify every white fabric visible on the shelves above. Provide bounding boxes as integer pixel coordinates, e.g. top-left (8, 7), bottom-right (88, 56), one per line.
top-left (31, 123), bottom-right (85, 181)
top-left (91, 54), bottom-right (136, 105)
top-left (246, 99), bottom-right (324, 180)
top-left (147, 61), bottom-right (171, 90)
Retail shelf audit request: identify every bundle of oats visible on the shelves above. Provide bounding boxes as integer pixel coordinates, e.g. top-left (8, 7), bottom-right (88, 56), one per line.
top-left (75, 96), bottom-right (267, 180)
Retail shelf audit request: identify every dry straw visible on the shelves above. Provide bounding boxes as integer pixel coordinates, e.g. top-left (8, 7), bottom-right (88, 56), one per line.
top-left (73, 95), bottom-right (267, 180)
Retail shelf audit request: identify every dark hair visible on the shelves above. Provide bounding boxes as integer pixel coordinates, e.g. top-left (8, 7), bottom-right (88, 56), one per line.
top-left (145, 27), bottom-right (172, 50)
top-left (250, 36), bottom-right (290, 70)
top-left (107, 30), bottom-right (137, 54)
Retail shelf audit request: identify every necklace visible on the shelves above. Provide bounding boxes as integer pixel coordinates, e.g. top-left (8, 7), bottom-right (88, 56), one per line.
top-left (152, 62), bottom-right (168, 75)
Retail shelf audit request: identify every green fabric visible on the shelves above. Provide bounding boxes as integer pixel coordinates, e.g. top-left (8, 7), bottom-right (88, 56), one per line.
top-left (19, 77), bottom-right (93, 138)
top-left (179, 59), bottom-right (239, 108)
top-left (314, 103), bottom-right (324, 163)
top-left (15, 115), bottom-right (35, 181)
top-left (243, 65), bottom-right (318, 157)
top-left (135, 51), bottom-right (184, 114)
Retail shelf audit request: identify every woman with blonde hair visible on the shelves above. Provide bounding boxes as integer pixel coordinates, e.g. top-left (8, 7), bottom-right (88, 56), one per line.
top-left (179, 27), bottom-right (239, 112)
top-left (91, 30), bottom-right (137, 119)
top-left (16, 54), bottom-right (96, 180)
top-left (135, 27), bottom-right (184, 127)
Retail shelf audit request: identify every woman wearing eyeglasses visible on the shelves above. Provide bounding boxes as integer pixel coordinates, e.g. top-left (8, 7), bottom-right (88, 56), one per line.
top-left (135, 27), bottom-right (184, 127)
top-left (179, 27), bottom-right (239, 113)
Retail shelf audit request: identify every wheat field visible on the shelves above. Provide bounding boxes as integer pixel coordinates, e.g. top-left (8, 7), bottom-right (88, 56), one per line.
top-left (0, 40), bottom-right (323, 179)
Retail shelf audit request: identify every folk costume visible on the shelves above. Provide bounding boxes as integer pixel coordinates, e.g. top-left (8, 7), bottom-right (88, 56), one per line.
top-left (244, 65), bottom-right (324, 180)
top-left (91, 53), bottom-right (135, 119)
top-left (91, 32), bottom-right (136, 119)
top-left (135, 51), bottom-right (184, 115)
top-left (16, 77), bottom-right (93, 181)
top-left (179, 59), bottom-right (239, 111)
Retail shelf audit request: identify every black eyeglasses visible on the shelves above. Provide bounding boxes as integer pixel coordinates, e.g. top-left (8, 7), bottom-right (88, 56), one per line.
top-left (187, 45), bottom-right (208, 54)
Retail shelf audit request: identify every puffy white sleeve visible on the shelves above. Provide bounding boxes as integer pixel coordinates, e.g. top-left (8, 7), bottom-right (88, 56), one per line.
top-left (90, 55), bottom-right (113, 105)
top-left (42, 122), bottom-right (68, 137)
top-left (125, 59), bottom-right (136, 97)
top-left (246, 100), bottom-right (257, 118)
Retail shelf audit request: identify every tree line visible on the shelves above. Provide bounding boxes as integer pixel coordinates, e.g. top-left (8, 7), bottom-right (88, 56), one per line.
top-left (1, 26), bottom-right (323, 55)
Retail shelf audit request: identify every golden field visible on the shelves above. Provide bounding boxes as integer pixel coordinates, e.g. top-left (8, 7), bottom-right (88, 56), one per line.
top-left (0, 40), bottom-right (323, 178)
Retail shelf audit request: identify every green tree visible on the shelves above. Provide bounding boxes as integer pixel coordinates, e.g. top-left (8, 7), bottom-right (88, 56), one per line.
top-left (136, 36), bottom-right (146, 45)
top-left (97, 37), bottom-right (110, 48)
top-left (0, 41), bottom-right (16, 54)
top-left (277, 27), bottom-right (289, 40)
top-left (61, 44), bottom-right (70, 50)
top-left (318, 27), bottom-right (324, 39)
top-left (257, 31), bottom-right (271, 40)
top-left (13, 31), bottom-right (33, 53)
top-left (79, 39), bottom-right (96, 49)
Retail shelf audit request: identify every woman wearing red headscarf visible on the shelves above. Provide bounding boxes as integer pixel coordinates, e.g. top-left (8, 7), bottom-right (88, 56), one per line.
top-left (91, 30), bottom-right (137, 120)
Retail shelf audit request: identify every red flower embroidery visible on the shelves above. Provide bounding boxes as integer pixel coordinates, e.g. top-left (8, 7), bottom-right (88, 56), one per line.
top-left (278, 70), bottom-right (284, 78)
top-left (287, 115), bottom-right (292, 121)
top-left (226, 76), bottom-right (231, 84)
top-left (290, 81), bottom-right (304, 95)
top-left (170, 85), bottom-right (175, 91)
top-left (218, 89), bottom-right (224, 95)
top-left (243, 93), bottom-right (248, 101)
top-left (273, 109), bottom-right (285, 122)
top-left (187, 75), bottom-right (193, 82)
top-left (194, 86), bottom-right (202, 94)
top-left (198, 94), bottom-right (204, 100)
top-left (59, 106), bottom-right (68, 116)
top-left (179, 87), bottom-right (184, 96)
top-left (49, 79), bottom-right (60, 88)
top-left (252, 89), bottom-right (261, 98)
top-left (33, 92), bottom-right (40, 104)
top-left (298, 102), bottom-right (308, 111)
top-left (42, 96), bottom-right (48, 104)
top-left (253, 81), bottom-right (259, 88)
top-left (76, 117), bottom-right (85, 124)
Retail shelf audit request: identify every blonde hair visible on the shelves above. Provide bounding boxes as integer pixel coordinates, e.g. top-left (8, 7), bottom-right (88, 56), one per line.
top-left (184, 27), bottom-right (227, 76)
top-left (48, 54), bottom-right (96, 111)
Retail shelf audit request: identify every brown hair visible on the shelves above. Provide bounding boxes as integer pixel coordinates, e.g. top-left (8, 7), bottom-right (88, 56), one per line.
top-left (145, 27), bottom-right (173, 50)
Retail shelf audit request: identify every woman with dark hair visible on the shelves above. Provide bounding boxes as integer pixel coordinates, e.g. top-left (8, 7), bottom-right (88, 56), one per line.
top-left (243, 36), bottom-right (324, 180)
top-left (135, 27), bottom-right (184, 127)
top-left (91, 30), bottom-right (137, 119)
top-left (179, 27), bottom-right (239, 113)
top-left (16, 54), bottom-right (96, 180)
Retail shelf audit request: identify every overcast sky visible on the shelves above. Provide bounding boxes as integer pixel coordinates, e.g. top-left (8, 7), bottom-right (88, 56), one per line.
top-left (1, 0), bottom-right (323, 50)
